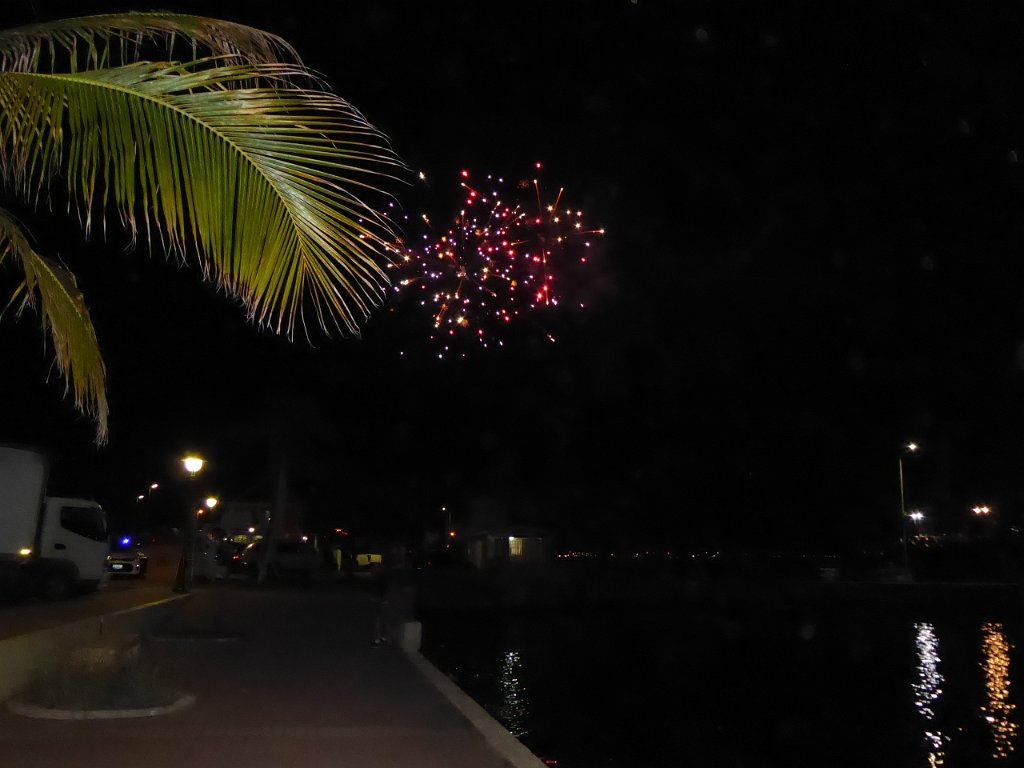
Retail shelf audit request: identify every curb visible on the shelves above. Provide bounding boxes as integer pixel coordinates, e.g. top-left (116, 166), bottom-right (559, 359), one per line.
top-left (7, 691), bottom-right (195, 720)
top-left (147, 633), bottom-right (242, 643)
top-left (0, 593), bottom-right (190, 702)
top-left (407, 651), bottom-right (547, 768)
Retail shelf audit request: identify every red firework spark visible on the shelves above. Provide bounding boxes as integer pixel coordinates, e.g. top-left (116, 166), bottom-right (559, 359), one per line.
top-left (390, 164), bottom-right (604, 359)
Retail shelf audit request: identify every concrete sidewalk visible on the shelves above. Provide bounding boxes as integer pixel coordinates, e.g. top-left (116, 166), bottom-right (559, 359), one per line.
top-left (0, 582), bottom-right (545, 768)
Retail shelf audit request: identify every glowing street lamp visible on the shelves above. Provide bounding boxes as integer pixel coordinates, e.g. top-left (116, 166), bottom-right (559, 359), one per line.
top-left (908, 510), bottom-right (925, 523)
top-left (197, 496), bottom-right (218, 520)
top-left (138, 482), bottom-right (160, 502)
top-left (182, 456), bottom-right (204, 476)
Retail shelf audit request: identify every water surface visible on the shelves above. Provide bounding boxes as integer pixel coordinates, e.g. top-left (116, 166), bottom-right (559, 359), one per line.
top-left (421, 593), bottom-right (1024, 767)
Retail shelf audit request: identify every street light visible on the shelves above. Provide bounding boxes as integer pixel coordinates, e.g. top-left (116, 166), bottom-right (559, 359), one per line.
top-left (196, 497), bottom-right (218, 520)
top-left (173, 454), bottom-right (205, 593)
top-left (138, 482), bottom-right (160, 502)
top-left (182, 456), bottom-right (204, 476)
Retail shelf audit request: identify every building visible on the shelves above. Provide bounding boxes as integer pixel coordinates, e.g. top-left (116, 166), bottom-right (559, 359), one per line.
top-left (202, 500), bottom-right (305, 542)
top-left (462, 526), bottom-right (553, 568)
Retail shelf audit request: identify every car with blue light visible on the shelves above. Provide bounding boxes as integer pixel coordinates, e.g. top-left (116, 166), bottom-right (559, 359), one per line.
top-left (106, 535), bottom-right (148, 578)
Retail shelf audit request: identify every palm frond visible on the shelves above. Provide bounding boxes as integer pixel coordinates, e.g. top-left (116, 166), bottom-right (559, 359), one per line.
top-left (0, 59), bottom-right (405, 337)
top-left (0, 13), bottom-right (299, 74)
top-left (0, 206), bottom-right (107, 442)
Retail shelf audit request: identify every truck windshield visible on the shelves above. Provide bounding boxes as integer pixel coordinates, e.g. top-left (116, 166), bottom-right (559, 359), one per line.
top-left (60, 505), bottom-right (108, 542)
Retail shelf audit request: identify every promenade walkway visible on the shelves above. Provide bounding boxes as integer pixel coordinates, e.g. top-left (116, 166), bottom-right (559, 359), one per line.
top-left (0, 582), bottom-right (544, 768)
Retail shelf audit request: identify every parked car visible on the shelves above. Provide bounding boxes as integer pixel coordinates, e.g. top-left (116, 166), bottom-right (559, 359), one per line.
top-left (236, 539), bottom-right (319, 580)
top-left (227, 540), bottom-right (250, 572)
top-left (106, 536), bottom-right (148, 578)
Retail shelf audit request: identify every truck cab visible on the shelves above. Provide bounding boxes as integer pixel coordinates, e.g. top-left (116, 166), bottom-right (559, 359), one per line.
top-left (36, 497), bottom-right (109, 592)
top-left (0, 446), bottom-right (110, 599)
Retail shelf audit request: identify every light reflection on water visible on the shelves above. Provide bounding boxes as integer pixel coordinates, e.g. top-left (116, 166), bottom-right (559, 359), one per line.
top-left (498, 648), bottom-right (530, 737)
top-left (425, 606), bottom-right (1024, 766)
top-left (913, 622), bottom-right (946, 766)
top-left (981, 622), bottom-right (1018, 760)
top-left (911, 620), bottom-right (1023, 765)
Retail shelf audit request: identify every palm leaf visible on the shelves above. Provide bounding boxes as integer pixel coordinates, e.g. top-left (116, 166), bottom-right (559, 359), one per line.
top-left (0, 206), bottom-right (107, 441)
top-left (0, 59), bottom-right (404, 337)
top-left (0, 13), bottom-right (299, 74)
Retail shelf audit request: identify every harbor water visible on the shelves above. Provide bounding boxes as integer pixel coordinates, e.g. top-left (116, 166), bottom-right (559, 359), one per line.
top-left (420, 588), bottom-right (1024, 767)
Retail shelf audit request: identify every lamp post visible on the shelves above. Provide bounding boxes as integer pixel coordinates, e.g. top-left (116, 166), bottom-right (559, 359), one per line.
top-left (908, 510), bottom-right (925, 541)
top-left (443, 505), bottom-right (453, 548)
top-left (194, 496), bottom-right (220, 580)
top-left (173, 455), bottom-right (205, 593)
top-left (898, 442), bottom-right (919, 572)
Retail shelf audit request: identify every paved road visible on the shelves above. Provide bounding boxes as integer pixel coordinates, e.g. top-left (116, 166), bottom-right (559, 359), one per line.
top-left (0, 543), bottom-right (183, 641)
top-left (0, 582), bottom-right (537, 768)
top-left (0, 582), bottom-right (182, 641)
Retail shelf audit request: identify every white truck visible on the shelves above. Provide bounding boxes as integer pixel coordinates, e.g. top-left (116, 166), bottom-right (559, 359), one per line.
top-left (0, 445), bottom-right (109, 599)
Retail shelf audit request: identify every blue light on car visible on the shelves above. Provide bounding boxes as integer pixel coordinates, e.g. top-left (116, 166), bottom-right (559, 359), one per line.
top-left (120, 536), bottom-right (131, 546)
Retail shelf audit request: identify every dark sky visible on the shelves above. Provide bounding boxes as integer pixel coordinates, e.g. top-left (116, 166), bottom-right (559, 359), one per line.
top-left (3, 1), bottom-right (1024, 551)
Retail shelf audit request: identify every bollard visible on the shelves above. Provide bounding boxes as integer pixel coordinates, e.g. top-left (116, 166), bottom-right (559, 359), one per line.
top-left (396, 621), bottom-right (422, 653)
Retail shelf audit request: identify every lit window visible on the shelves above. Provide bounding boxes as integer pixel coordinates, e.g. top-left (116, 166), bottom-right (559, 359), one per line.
top-left (509, 537), bottom-right (523, 558)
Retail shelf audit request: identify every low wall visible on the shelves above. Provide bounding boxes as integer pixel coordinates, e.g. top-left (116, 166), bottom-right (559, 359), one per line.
top-left (0, 594), bottom-right (188, 701)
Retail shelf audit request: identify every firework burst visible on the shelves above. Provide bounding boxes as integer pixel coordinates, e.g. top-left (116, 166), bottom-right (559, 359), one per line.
top-left (390, 163), bottom-right (604, 359)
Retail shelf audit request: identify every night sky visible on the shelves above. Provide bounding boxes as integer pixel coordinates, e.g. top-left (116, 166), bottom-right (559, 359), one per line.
top-left (3, 1), bottom-right (1024, 552)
